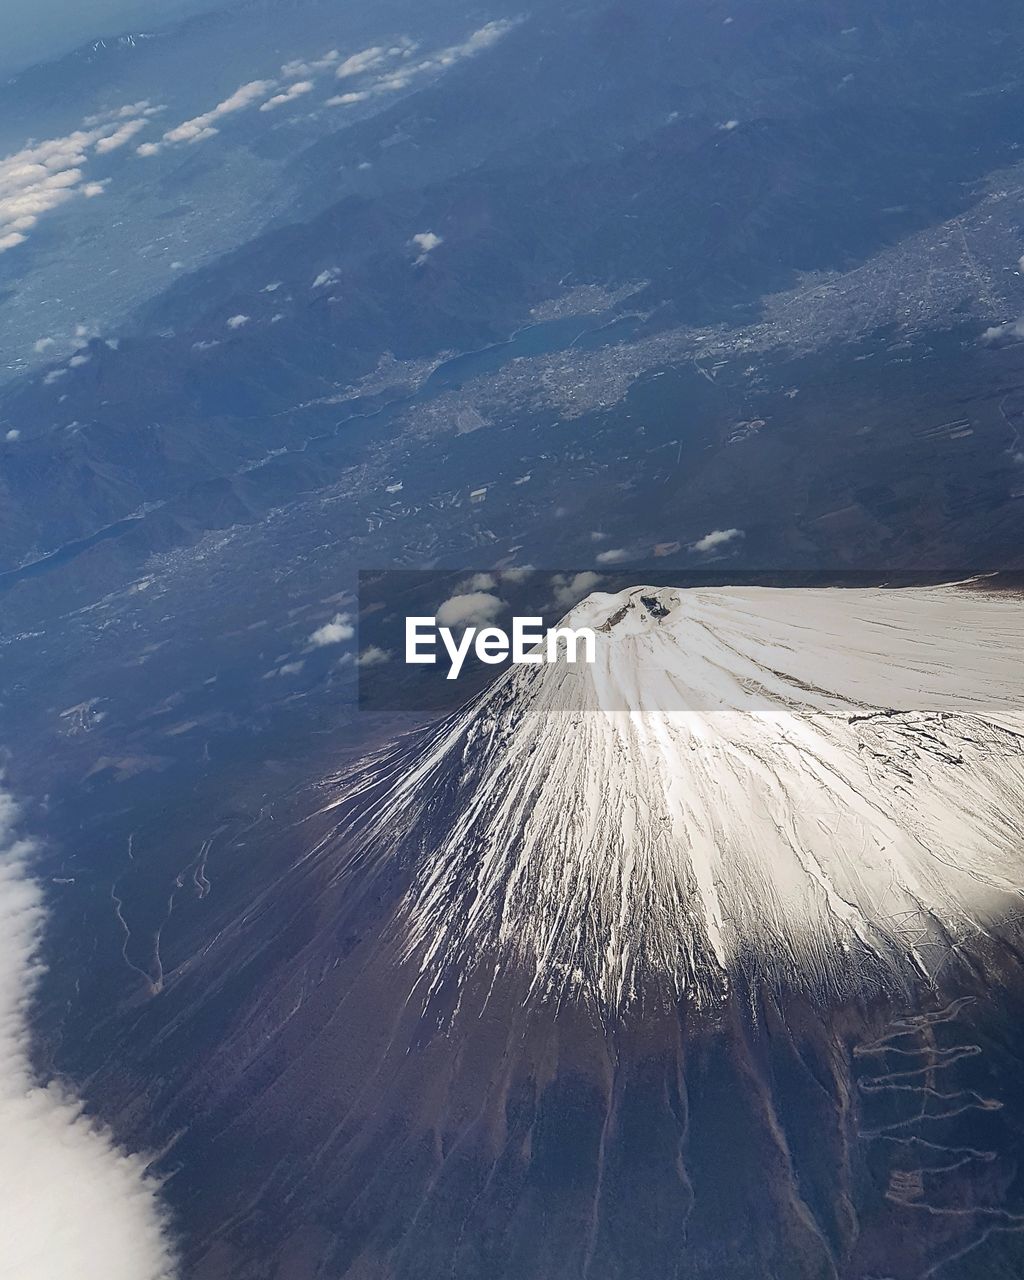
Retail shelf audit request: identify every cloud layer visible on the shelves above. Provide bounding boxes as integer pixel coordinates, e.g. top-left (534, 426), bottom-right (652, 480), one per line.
top-left (0, 102), bottom-right (163, 254)
top-left (0, 788), bottom-right (177, 1280)
top-left (1, 19), bottom-right (518, 256)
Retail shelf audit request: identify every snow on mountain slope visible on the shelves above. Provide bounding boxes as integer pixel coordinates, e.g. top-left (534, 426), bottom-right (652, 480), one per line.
top-left (343, 584), bottom-right (1024, 1013)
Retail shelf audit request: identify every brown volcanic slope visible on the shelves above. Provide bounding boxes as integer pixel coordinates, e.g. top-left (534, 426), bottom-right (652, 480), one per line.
top-left (106, 858), bottom-right (1024, 1280)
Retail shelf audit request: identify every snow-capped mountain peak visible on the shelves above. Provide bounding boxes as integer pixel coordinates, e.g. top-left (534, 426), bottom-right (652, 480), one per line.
top-left (345, 585), bottom-right (1024, 1013)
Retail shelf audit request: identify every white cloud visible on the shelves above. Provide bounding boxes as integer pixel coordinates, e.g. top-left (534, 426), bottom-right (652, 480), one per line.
top-left (693, 527), bottom-right (744, 553)
top-left (410, 231), bottom-right (442, 263)
top-left (94, 119), bottom-right (147, 154)
top-left (260, 81), bottom-right (314, 112)
top-left (328, 22), bottom-right (515, 108)
top-left (0, 116), bottom-right (148, 250)
top-left (159, 79), bottom-right (277, 150)
top-left (308, 612), bottom-right (355, 647)
top-left (225, 314), bottom-right (250, 330)
top-left (357, 645), bottom-right (391, 667)
top-left (5, 429), bottom-right (20, 442)
top-left (33, 338), bottom-right (55, 354)
top-left (444, 20), bottom-right (513, 59)
top-left (281, 49), bottom-right (339, 77)
top-left (325, 91), bottom-right (369, 107)
top-left (981, 318), bottom-right (1024, 344)
top-left (83, 100), bottom-right (156, 126)
top-left (458, 572), bottom-right (496, 592)
top-left (312, 267), bottom-right (341, 288)
top-left (552, 571), bottom-right (603, 607)
top-left (336, 46), bottom-right (389, 79)
top-left (596, 548), bottom-right (629, 564)
top-left (718, 119), bottom-right (740, 131)
top-left (0, 786), bottom-right (177, 1280)
top-left (436, 591), bottom-right (503, 629)
top-left (404, 21), bottom-right (517, 80)
top-left (0, 144), bottom-right (84, 249)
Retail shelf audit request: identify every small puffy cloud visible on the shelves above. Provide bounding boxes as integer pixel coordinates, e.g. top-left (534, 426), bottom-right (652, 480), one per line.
top-left (336, 45), bottom-right (389, 79)
top-left (436, 591), bottom-right (502, 629)
top-left (262, 281), bottom-right (282, 292)
top-left (326, 91), bottom-right (369, 107)
top-left (43, 368), bottom-right (67, 385)
top-left (596, 548), bottom-right (629, 564)
top-left (981, 318), bottom-right (1024, 345)
top-left (33, 337), bottom-right (55, 354)
top-left (451, 20), bottom-right (516, 56)
top-left (693, 527), bottom-right (744, 553)
top-left (136, 142), bottom-right (161, 158)
top-left (411, 230), bottom-right (442, 254)
top-left (552, 571), bottom-right (603, 607)
top-left (278, 660), bottom-right (304, 676)
top-left (161, 79), bottom-right (276, 149)
top-left (5, 429), bottom-right (20, 442)
top-left (281, 49), bottom-right (339, 77)
top-left (68, 353), bottom-right (90, 368)
top-left (260, 81), bottom-right (314, 112)
top-left (401, 21), bottom-right (517, 83)
top-left (410, 231), bottom-right (442, 263)
top-left (308, 612), bottom-right (355, 647)
top-left (312, 267), bottom-right (341, 288)
top-left (82, 181), bottom-right (108, 198)
top-left (718, 119), bottom-right (740, 131)
top-left (357, 645), bottom-right (390, 667)
top-left (94, 119), bottom-right (148, 153)
top-left (499, 566), bottom-right (534, 583)
top-left (226, 314), bottom-right (250, 329)
top-left (83, 99), bottom-right (156, 126)
top-left (407, 21), bottom-right (517, 77)
top-left (458, 572), bottom-right (497, 592)
top-left (375, 73), bottom-right (412, 93)
top-left (329, 23), bottom-right (514, 108)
